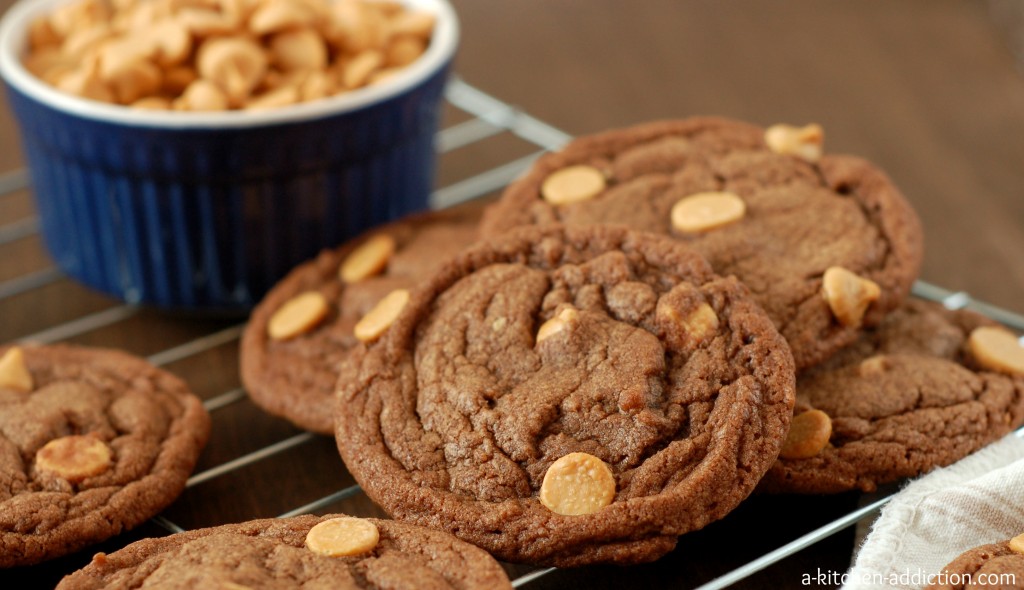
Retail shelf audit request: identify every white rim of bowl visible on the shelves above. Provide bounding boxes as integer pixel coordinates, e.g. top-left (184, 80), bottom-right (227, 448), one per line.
top-left (0, 0), bottom-right (458, 129)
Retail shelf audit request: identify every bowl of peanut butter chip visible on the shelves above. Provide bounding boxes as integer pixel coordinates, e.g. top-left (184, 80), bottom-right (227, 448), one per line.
top-left (0, 0), bottom-right (458, 311)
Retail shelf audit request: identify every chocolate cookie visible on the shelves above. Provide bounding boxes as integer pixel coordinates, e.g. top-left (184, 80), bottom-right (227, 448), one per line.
top-left (480, 117), bottom-right (924, 368)
top-left (0, 344), bottom-right (210, 567)
top-left (335, 224), bottom-right (796, 566)
top-left (57, 514), bottom-right (513, 589)
top-left (926, 535), bottom-right (1024, 590)
top-left (241, 203), bottom-right (482, 434)
top-left (761, 300), bottom-right (1024, 494)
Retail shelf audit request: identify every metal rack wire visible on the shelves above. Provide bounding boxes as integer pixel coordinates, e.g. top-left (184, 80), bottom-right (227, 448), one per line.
top-left (2, 78), bottom-right (1023, 589)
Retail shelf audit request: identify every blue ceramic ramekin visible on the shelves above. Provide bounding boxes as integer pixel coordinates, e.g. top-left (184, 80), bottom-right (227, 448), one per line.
top-left (0, 0), bottom-right (458, 312)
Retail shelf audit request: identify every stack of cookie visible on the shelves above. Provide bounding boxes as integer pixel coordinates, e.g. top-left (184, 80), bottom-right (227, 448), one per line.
top-left (235, 116), bottom-right (1024, 570)
top-left (0, 212), bottom-right (519, 588)
top-left (0, 208), bottom-right (519, 589)
top-left (11, 117), bottom-right (1019, 583)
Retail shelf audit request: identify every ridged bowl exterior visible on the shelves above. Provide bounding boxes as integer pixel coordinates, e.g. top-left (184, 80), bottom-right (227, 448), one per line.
top-left (4, 67), bottom-right (449, 310)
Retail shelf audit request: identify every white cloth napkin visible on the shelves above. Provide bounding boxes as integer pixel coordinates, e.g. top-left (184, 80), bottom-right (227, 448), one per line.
top-left (843, 433), bottom-right (1024, 590)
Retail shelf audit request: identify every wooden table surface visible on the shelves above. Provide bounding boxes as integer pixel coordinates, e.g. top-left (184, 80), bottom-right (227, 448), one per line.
top-left (2, 1), bottom-right (1023, 588)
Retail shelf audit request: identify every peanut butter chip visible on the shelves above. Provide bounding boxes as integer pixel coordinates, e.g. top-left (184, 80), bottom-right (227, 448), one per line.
top-left (390, 11), bottom-right (435, 38)
top-left (0, 347), bottom-right (34, 392)
top-left (245, 85), bottom-right (299, 111)
top-left (57, 67), bottom-right (115, 102)
top-left (1009, 532), bottom-right (1024, 555)
top-left (386, 36), bottom-right (425, 67)
top-left (268, 291), bottom-right (330, 340)
top-left (540, 452), bottom-right (616, 516)
top-left (29, 17), bottom-right (61, 50)
top-left (968, 327), bottom-right (1024, 377)
top-left (354, 289), bottom-right (409, 342)
top-left (653, 291), bottom-right (723, 351)
top-left (305, 517), bottom-right (379, 557)
top-left (132, 96), bottom-right (172, 110)
top-left (821, 266), bottom-right (881, 328)
top-left (151, 20), bottom-right (192, 67)
top-left (269, 28), bottom-right (328, 72)
top-left (36, 435), bottom-right (113, 482)
top-left (249, 0), bottom-right (315, 35)
top-left (340, 49), bottom-right (384, 89)
top-left (176, 79), bottom-right (228, 111)
top-left (858, 355), bottom-right (890, 377)
top-left (779, 409), bottom-right (832, 460)
top-left (540, 165), bottom-right (606, 205)
top-left (670, 192), bottom-right (746, 234)
top-left (764, 123), bottom-right (825, 162)
top-left (682, 302), bottom-right (719, 342)
top-left (339, 234), bottom-right (396, 283)
top-left (536, 308), bottom-right (578, 344)
top-left (196, 37), bottom-right (267, 104)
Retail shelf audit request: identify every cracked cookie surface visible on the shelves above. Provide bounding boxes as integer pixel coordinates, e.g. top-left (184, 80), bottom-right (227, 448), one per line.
top-left (480, 117), bottom-right (924, 368)
top-left (335, 225), bottom-right (796, 566)
top-left (761, 300), bottom-right (1024, 494)
top-left (0, 345), bottom-right (210, 567)
top-left (242, 202), bottom-right (482, 434)
top-left (57, 514), bottom-right (512, 589)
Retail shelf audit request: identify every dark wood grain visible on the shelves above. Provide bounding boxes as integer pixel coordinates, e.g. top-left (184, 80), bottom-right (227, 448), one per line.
top-left (1, 1), bottom-right (1022, 588)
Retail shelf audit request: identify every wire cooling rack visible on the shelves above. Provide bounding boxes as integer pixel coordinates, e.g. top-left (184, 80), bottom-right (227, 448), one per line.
top-left (2, 78), bottom-right (1024, 589)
